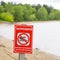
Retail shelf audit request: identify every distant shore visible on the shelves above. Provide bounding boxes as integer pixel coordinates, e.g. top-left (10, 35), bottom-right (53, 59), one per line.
top-left (0, 21), bottom-right (60, 25)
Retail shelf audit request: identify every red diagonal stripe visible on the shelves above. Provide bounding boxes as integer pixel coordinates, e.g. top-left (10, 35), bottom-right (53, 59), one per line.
top-left (20, 35), bottom-right (28, 43)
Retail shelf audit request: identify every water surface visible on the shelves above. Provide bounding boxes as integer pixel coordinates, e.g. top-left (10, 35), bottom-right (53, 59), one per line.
top-left (0, 21), bottom-right (60, 56)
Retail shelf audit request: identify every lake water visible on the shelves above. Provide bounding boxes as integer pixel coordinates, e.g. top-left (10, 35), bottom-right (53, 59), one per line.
top-left (0, 21), bottom-right (60, 56)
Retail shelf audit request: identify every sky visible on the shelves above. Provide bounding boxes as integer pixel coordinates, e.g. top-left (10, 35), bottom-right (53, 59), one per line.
top-left (0, 0), bottom-right (60, 10)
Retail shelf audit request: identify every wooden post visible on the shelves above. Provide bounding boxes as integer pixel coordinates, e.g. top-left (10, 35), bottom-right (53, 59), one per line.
top-left (19, 54), bottom-right (27, 60)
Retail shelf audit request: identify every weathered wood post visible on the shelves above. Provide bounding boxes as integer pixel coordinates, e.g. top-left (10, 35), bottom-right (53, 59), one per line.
top-left (19, 54), bottom-right (26, 60)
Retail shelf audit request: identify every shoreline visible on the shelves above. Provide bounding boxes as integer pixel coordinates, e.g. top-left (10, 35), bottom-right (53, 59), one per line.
top-left (0, 21), bottom-right (60, 24)
top-left (0, 21), bottom-right (60, 25)
top-left (0, 36), bottom-right (60, 60)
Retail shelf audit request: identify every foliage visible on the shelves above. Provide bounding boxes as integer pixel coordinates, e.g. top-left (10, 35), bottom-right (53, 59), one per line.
top-left (0, 1), bottom-right (60, 22)
top-left (37, 7), bottom-right (48, 20)
top-left (48, 10), bottom-right (60, 20)
top-left (1, 1), bottom-right (6, 7)
top-left (29, 14), bottom-right (36, 21)
top-left (5, 2), bottom-right (14, 14)
top-left (48, 10), bottom-right (55, 20)
top-left (0, 12), bottom-right (14, 22)
top-left (54, 11), bottom-right (60, 20)
top-left (23, 4), bottom-right (36, 21)
top-left (13, 5), bottom-right (24, 22)
top-left (43, 4), bottom-right (53, 14)
top-left (0, 6), bottom-right (4, 13)
top-left (32, 4), bottom-right (41, 11)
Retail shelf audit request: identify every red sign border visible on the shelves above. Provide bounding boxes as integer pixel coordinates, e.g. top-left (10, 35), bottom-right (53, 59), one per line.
top-left (14, 24), bottom-right (33, 54)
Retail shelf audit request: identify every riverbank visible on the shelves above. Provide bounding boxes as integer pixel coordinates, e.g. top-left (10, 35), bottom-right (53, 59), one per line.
top-left (0, 21), bottom-right (60, 24)
top-left (0, 36), bottom-right (60, 60)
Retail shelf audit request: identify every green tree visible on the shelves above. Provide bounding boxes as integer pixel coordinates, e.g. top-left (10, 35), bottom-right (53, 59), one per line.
top-left (29, 14), bottom-right (36, 21)
top-left (0, 6), bottom-right (4, 13)
top-left (32, 4), bottom-right (41, 11)
top-left (5, 2), bottom-right (14, 14)
top-left (1, 1), bottom-right (6, 7)
top-left (37, 7), bottom-right (48, 20)
top-left (23, 6), bottom-right (29, 20)
top-left (43, 4), bottom-right (53, 14)
top-left (13, 5), bottom-right (24, 22)
top-left (54, 11), bottom-right (60, 20)
top-left (23, 4), bottom-right (36, 21)
top-left (48, 10), bottom-right (60, 20)
top-left (48, 10), bottom-right (55, 20)
top-left (48, 13), bottom-right (55, 20)
top-left (0, 12), bottom-right (14, 22)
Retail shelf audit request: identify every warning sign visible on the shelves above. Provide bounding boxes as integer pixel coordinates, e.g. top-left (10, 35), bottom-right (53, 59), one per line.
top-left (14, 24), bottom-right (33, 54)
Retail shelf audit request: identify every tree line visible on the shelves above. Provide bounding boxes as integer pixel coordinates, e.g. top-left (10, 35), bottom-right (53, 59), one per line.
top-left (0, 1), bottom-right (60, 22)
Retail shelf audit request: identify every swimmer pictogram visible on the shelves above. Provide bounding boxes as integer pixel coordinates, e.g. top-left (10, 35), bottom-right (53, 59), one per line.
top-left (17, 33), bottom-right (30, 46)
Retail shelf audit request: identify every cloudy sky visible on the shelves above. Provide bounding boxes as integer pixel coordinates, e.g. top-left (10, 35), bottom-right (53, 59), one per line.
top-left (0, 0), bottom-right (60, 10)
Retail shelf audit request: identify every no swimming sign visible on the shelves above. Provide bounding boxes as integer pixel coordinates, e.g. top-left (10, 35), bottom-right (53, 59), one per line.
top-left (14, 24), bottom-right (33, 54)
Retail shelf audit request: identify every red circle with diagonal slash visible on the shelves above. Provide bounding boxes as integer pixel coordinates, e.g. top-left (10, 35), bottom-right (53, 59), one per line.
top-left (17, 33), bottom-right (30, 46)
